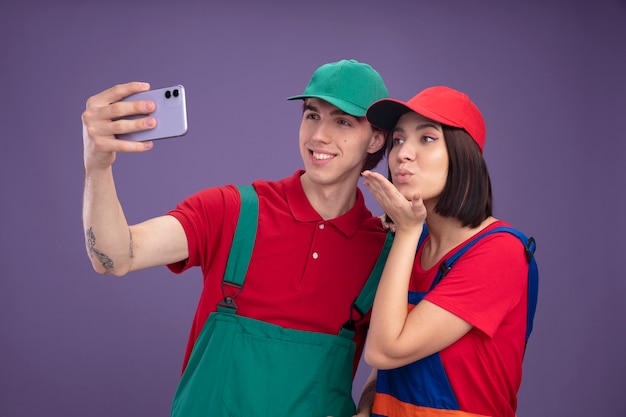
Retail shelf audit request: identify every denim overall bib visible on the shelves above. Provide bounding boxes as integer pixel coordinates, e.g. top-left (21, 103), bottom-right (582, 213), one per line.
top-left (171, 186), bottom-right (393, 417)
top-left (371, 227), bottom-right (538, 417)
top-left (372, 290), bottom-right (482, 417)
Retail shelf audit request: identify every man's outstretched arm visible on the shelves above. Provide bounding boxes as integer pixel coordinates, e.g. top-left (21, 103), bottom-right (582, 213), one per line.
top-left (82, 82), bottom-right (187, 275)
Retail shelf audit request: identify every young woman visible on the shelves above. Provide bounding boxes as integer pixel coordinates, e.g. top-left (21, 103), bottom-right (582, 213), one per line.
top-left (360, 86), bottom-right (534, 417)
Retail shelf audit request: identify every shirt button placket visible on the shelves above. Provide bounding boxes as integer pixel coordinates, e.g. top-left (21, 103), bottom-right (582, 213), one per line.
top-left (313, 222), bottom-right (324, 260)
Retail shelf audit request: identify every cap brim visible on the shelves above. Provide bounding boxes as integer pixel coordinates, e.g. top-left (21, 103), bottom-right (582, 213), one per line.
top-left (287, 94), bottom-right (366, 117)
top-left (367, 98), bottom-right (467, 132)
top-left (366, 99), bottom-right (415, 132)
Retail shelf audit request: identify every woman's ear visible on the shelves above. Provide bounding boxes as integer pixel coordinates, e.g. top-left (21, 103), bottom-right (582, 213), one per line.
top-left (367, 129), bottom-right (386, 154)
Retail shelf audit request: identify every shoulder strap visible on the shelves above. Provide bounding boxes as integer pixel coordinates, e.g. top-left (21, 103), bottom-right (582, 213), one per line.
top-left (218, 185), bottom-right (259, 312)
top-left (418, 222), bottom-right (429, 248)
top-left (352, 230), bottom-right (395, 316)
top-left (340, 224), bottom-right (425, 336)
top-left (427, 226), bottom-right (538, 343)
top-left (340, 230), bottom-right (394, 338)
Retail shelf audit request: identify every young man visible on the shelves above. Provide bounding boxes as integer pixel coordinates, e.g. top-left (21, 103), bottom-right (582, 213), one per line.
top-left (82, 59), bottom-right (390, 417)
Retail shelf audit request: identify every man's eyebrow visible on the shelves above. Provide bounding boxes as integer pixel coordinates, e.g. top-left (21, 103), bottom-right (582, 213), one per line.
top-left (303, 103), bottom-right (352, 117)
top-left (330, 108), bottom-right (351, 117)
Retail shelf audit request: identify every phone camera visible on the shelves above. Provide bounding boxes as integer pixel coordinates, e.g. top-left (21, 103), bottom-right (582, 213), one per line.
top-left (164, 89), bottom-right (179, 99)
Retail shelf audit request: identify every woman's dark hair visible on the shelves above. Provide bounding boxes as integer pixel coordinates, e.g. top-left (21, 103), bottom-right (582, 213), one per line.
top-left (435, 126), bottom-right (492, 227)
top-left (385, 124), bottom-right (492, 228)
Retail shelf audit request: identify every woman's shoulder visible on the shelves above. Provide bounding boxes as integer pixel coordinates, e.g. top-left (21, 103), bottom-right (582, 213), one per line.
top-left (463, 220), bottom-right (529, 268)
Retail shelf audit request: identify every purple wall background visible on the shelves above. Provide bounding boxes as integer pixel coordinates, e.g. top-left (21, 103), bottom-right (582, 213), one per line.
top-left (2, 1), bottom-right (625, 416)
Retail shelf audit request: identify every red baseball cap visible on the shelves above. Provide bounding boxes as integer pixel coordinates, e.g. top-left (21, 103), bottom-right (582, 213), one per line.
top-left (366, 86), bottom-right (486, 152)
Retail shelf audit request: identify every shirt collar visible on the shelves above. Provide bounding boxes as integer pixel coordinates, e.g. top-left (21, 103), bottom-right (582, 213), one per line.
top-left (284, 170), bottom-right (373, 238)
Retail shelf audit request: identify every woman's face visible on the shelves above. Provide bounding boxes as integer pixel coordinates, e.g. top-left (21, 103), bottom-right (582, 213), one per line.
top-left (388, 111), bottom-right (449, 203)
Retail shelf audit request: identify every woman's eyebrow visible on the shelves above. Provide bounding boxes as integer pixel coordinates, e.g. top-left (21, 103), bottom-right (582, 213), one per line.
top-left (394, 122), bottom-right (441, 133)
top-left (416, 122), bottom-right (441, 131)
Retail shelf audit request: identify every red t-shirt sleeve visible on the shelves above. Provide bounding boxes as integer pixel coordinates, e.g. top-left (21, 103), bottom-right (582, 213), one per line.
top-left (424, 232), bottom-right (528, 338)
top-left (166, 184), bottom-right (241, 274)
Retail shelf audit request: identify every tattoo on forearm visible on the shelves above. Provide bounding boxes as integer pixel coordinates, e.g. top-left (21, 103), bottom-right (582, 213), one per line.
top-left (86, 227), bottom-right (115, 273)
top-left (128, 229), bottom-right (134, 259)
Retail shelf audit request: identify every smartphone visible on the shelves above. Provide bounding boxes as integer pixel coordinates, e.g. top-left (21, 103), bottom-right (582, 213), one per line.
top-left (116, 84), bottom-right (188, 142)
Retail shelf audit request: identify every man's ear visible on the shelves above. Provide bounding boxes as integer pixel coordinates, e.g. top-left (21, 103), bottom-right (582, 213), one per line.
top-left (367, 129), bottom-right (386, 154)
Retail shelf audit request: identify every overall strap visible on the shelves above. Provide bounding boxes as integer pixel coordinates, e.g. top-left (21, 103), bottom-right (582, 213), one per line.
top-left (217, 185), bottom-right (259, 313)
top-left (340, 230), bottom-right (394, 338)
top-left (418, 223), bottom-right (429, 249)
top-left (429, 226), bottom-right (538, 343)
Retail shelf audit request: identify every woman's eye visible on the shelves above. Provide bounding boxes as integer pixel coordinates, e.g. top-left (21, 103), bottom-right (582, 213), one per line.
top-left (392, 137), bottom-right (405, 146)
top-left (423, 135), bottom-right (436, 142)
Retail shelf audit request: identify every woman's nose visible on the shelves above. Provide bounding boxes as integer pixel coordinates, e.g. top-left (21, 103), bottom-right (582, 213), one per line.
top-left (396, 142), bottom-right (415, 162)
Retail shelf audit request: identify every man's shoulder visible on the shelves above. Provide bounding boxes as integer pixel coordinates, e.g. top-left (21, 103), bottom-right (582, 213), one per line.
top-left (250, 171), bottom-right (299, 193)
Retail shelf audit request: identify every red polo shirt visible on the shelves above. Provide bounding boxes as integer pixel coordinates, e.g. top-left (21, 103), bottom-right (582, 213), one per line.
top-left (421, 221), bottom-right (527, 416)
top-left (167, 170), bottom-right (388, 372)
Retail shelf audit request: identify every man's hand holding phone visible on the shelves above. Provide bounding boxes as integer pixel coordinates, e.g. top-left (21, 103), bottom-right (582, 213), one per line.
top-left (82, 82), bottom-right (188, 171)
top-left (116, 84), bottom-right (188, 142)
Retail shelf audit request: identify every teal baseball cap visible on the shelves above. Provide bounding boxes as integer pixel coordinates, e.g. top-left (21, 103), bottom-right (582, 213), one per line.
top-left (287, 59), bottom-right (389, 117)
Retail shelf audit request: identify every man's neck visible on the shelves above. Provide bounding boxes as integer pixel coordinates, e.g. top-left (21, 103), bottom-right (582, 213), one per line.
top-left (300, 173), bottom-right (358, 220)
